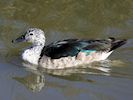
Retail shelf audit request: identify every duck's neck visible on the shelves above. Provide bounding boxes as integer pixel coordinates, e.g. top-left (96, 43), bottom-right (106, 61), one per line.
top-left (22, 44), bottom-right (44, 65)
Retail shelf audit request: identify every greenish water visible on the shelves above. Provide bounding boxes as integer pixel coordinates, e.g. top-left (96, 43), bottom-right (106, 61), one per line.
top-left (0, 0), bottom-right (133, 100)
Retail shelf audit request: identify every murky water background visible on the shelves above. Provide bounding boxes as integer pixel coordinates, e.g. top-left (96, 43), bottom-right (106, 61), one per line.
top-left (0, 0), bottom-right (133, 100)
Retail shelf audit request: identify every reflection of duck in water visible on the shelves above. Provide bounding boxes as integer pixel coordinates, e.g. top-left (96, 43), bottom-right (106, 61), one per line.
top-left (13, 73), bottom-right (45, 92)
top-left (12, 28), bottom-right (126, 69)
top-left (13, 58), bottom-right (126, 92)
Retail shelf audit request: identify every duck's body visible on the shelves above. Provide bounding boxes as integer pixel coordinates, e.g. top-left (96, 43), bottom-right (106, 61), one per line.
top-left (12, 28), bottom-right (126, 69)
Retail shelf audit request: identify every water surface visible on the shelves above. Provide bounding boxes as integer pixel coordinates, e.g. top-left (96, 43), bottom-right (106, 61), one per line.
top-left (0, 0), bottom-right (133, 100)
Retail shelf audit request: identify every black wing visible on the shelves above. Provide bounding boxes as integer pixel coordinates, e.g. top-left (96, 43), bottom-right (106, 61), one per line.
top-left (40, 38), bottom-right (126, 59)
top-left (41, 39), bottom-right (87, 59)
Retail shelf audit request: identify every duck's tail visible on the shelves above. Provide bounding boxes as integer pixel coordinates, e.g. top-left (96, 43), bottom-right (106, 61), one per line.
top-left (109, 37), bottom-right (127, 51)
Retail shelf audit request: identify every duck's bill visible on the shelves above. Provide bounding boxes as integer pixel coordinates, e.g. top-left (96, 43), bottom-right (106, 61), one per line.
top-left (12, 35), bottom-right (25, 43)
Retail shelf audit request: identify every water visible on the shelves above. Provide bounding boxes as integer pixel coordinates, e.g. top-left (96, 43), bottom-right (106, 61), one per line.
top-left (0, 0), bottom-right (133, 100)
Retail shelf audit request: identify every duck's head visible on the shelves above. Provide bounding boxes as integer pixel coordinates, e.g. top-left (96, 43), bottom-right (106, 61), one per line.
top-left (12, 28), bottom-right (46, 45)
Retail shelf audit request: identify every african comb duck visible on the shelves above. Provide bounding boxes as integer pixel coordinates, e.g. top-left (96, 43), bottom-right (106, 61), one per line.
top-left (12, 28), bottom-right (126, 69)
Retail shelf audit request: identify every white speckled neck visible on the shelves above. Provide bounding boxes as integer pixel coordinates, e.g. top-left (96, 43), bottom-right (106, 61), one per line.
top-left (22, 45), bottom-right (44, 65)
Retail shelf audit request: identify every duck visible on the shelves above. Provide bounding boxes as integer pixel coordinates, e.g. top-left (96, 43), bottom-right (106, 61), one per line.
top-left (12, 28), bottom-right (127, 69)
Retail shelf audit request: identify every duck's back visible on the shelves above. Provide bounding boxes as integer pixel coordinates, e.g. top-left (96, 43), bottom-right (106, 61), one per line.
top-left (40, 38), bottom-right (126, 59)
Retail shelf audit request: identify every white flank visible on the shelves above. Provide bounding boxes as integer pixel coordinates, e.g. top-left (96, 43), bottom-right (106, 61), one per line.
top-left (39, 51), bottom-right (113, 69)
top-left (100, 51), bottom-right (113, 60)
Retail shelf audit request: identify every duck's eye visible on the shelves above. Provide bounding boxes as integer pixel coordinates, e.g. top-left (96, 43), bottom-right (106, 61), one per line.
top-left (30, 33), bottom-right (33, 35)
